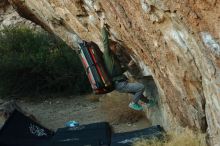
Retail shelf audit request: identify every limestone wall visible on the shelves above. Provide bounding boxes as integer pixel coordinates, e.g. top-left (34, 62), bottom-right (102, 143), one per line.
top-left (2, 0), bottom-right (220, 145)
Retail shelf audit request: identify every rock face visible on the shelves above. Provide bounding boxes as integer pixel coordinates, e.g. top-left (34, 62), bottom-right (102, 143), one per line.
top-left (2, 0), bottom-right (220, 145)
top-left (0, 0), bottom-right (39, 29)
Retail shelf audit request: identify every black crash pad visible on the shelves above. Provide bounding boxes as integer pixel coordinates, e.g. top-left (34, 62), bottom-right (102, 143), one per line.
top-left (111, 125), bottom-right (164, 146)
top-left (50, 122), bottom-right (112, 146)
top-left (0, 109), bottom-right (54, 146)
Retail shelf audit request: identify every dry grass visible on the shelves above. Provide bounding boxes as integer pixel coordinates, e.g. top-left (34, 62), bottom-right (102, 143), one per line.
top-left (133, 128), bottom-right (206, 146)
top-left (101, 92), bottom-right (145, 124)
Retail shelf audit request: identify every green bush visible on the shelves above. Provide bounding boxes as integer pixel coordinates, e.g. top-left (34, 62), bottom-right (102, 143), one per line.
top-left (0, 27), bottom-right (92, 97)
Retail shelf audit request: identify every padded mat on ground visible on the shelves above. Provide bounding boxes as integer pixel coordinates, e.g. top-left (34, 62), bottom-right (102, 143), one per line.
top-left (0, 109), bottom-right (54, 146)
top-left (50, 122), bottom-right (111, 146)
top-left (111, 125), bottom-right (164, 146)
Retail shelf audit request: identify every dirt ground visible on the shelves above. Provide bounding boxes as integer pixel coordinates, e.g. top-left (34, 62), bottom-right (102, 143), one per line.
top-left (11, 92), bottom-right (150, 133)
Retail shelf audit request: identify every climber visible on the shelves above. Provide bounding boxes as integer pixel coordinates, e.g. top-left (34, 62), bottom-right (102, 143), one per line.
top-left (101, 17), bottom-right (152, 111)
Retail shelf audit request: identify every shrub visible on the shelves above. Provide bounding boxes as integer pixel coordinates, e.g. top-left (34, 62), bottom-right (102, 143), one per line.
top-left (133, 128), bottom-right (206, 146)
top-left (0, 27), bottom-right (92, 97)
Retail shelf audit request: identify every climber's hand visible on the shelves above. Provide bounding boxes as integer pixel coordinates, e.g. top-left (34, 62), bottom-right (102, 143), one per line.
top-left (100, 19), bottom-right (104, 28)
top-left (100, 14), bottom-right (106, 28)
top-left (128, 60), bottom-right (135, 67)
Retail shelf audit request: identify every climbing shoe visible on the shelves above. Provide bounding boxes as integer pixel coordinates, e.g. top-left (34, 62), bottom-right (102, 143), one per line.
top-left (139, 97), bottom-right (157, 108)
top-left (146, 98), bottom-right (157, 108)
top-left (140, 96), bottom-right (149, 104)
top-left (129, 102), bottom-right (143, 111)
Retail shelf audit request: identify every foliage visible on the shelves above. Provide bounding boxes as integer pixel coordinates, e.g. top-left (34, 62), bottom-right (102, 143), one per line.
top-left (133, 128), bottom-right (206, 146)
top-left (0, 27), bottom-right (91, 97)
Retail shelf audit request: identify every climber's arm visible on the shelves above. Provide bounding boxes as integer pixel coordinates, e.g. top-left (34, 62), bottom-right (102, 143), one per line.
top-left (102, 25), bottom-right (110, 56)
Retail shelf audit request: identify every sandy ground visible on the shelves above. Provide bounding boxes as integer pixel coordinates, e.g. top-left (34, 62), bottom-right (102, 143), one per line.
top-left (14, 93), bottom-right (149, 133)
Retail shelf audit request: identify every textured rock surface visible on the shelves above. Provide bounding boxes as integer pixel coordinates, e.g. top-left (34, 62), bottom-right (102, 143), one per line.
top-left (0, 0), bottom-right (40, 29)
top-left (2, 0), bottom-right (220, 145)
